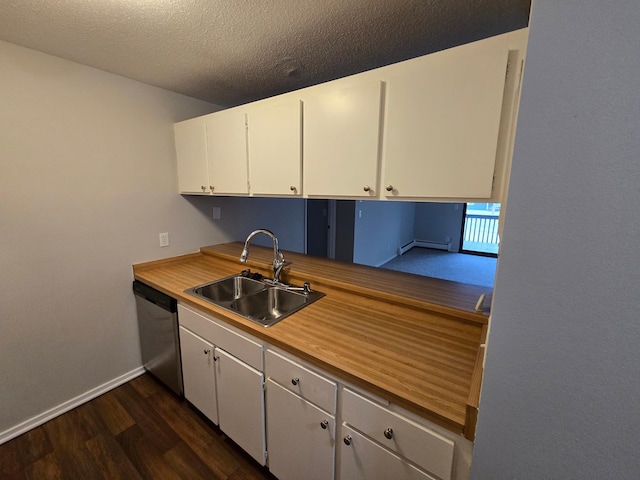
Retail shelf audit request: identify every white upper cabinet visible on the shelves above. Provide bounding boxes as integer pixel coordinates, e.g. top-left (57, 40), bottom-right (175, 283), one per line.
top-left (205, 107), bottom-right (249, 195)
top-left (381, 37), bottom-right (509, 200)
top-left (303, 79), bottom-right (382, 198)
top-left (247, 97), bottom-right (302, 196)
top-left (174, 117), bottom-right (209, 194)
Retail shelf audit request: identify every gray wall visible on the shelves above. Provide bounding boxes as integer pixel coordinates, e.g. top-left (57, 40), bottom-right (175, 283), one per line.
top-left (471, 2), bottom-right (640, 478)
top-left (353, 201), bottom-right (415, 266)
top-left (204, 197), bottom-right (306, 252)
top-left (413, 203), bottom-right (464, 251)
top-left (0, 41), bottom-right (219, 437)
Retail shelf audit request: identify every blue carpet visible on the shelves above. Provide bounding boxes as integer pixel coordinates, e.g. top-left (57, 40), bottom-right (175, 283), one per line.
top-left (381, 248), bottom-right (497, 288)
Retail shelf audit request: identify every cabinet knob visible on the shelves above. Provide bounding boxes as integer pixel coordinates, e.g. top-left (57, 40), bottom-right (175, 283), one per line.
top-left (291, 377), bottom-right (300, 386)
top-left (320, 420), bottom-right (329, 430)
top-left (385, 185), bottom-right (394, 192)
top-left (203, 349), bottom-right (210, 355)
top-left (384, 428), bottom-right (394, 440)
top-left (201, 185), bottom-right (206, 191)
top-left (213, 355), bottom-right (220, 361)
top-left (343, 435), bottom-right (352, 446)
top-left (210, 185), bottom-right (214, 191)
top-left (290, 185), bottom-right (297, 192)
top-left (363, 185), bottom-right (370, 192)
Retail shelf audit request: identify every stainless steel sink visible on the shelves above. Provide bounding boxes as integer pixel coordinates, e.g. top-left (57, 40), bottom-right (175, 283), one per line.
top-left (185, 273), bottom-right (324, 327)
top-left (191, 276), bottom-right (265, 303)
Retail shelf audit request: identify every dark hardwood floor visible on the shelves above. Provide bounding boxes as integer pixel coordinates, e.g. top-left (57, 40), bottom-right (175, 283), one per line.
top-left (0, 374), bottom-right (276, 480)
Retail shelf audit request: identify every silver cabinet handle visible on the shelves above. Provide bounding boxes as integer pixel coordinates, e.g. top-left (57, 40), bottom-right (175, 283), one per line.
top-left (385, 185), bottom-right (394, 192)
top-left (363, 185), bottom-right (370, 192)
top-left (320, 420), bottom-right (329, 429)
top-left (343, 435), bottom-right (352, 446)
top-left (291, 377), bottom-right (300, 386)
top-left (384, 428), bottom-right (394, 439)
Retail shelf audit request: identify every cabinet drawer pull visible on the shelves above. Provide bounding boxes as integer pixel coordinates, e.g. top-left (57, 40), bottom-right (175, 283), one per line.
top-left (291, 377), bottom-right (300, 386)
top-left (320, 420), bottom-right (329, 429)
top-left (343, 435), bottom-right (352, 446)
top-left (384, 427), bottom-right (394, 440)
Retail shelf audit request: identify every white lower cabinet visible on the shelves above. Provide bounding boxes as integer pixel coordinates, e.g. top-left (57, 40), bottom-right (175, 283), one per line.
top-left (341, 388), bottom-right (455, 480)
top-left (215, 347), bottom-right (266, 465)
top-left (339, 425), bottom-right (435, 480)
top-left (266, 379), bottom-right (336, 480)
top-left (177, 305), bottom-right (266, 465)
top-left (178, 326), bottom-right (218, 424)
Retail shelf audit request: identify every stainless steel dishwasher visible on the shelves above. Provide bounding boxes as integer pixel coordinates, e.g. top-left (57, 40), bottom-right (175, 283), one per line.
top-left (132, 280), bottom-right (183, 396)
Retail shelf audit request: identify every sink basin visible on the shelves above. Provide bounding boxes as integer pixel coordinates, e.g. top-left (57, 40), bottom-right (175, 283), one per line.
top-left (231, 287), bottom-right (310, 326)
top-left (185, 273), bottom-right (324, 327)
top-left (191, 276), bottom-right (265, 303)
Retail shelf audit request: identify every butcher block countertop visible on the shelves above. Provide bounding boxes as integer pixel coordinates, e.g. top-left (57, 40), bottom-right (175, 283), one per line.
top-left (133, 242), bottom-right (492, 440)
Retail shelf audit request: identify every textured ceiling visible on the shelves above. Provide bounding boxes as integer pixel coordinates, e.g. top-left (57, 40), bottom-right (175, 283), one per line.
top-left (0, 0), bottom-right (530, 107)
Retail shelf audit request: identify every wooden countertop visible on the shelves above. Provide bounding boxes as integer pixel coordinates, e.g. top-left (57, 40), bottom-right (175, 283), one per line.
top-left (133, 242), bottom-right (492, 440)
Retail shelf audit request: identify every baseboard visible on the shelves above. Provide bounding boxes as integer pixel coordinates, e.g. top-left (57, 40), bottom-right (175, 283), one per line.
top-left (0, 366), bottom-right (145, 445)
top-left (397, 239), bottom-right (452, 256)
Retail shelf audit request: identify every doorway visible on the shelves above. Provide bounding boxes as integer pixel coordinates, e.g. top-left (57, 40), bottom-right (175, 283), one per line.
top-left (461, 203), bottom-right (500, 256)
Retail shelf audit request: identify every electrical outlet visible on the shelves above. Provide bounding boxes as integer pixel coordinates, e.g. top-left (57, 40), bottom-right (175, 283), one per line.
top-left (212, 206), bottom-right (221, 220)
top-left (159, 232), bottom-right (170, 247)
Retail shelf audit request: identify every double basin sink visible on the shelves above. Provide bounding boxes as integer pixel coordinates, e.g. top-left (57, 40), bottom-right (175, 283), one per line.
top-left (185, 272), bottom-right (324, 327)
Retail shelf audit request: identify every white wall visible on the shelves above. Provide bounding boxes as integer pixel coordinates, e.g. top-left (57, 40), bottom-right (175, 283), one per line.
top-left (413, 203), bottom-right (464, 251)
top-left (0, 41), bottom-right (221, 439)
top-left (353, 200), bottom-right (415, 266)
top-left (202, 196), bottom-right (306, 252)
top-left (472, 2), bottom-right (640, 478)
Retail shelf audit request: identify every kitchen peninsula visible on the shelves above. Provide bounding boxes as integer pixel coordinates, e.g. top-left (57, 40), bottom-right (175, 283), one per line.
top-left (134, 242), bottom-right (492, 480)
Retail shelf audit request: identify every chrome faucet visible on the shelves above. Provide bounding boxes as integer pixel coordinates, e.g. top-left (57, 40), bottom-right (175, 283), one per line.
top-left (240, 229), bottom-right (286, 283)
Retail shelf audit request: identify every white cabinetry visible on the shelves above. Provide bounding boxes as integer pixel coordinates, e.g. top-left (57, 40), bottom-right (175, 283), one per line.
top-left (247, 97), bottom-right (302, 196)
top-left (178, 304), bottom-right (266, 465)
top-left (215, 347), bottom-right (266, 464)
top-left (205, 107), bottom-right (249, 195)
top-left (174, 117), bottom-right (209, 194)
top-left (265, 349), bottom-right (337, 480)
top-left (178, 326), bottom-right (218, 424)
top-left (303, 79), bottom-right (383, 197)
top-left (381, 37), bottom-right (510, 200)
top-left (340, 388), bottom-right (455, 480)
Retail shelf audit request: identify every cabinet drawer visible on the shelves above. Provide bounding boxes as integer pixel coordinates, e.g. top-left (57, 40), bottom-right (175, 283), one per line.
top-left (178, 304), bottom-right (263, 370)
top-left (342, 389), bottom-right (454, 480)
top-left (266, 349), bottom-right (336, 414)
top-left (340, 425), bottom-right (435, 480)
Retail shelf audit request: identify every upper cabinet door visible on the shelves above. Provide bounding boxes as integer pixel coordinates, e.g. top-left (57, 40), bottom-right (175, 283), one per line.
top-left (382, 39), bottom-right (509, 199)
top-left (303, 80), bottom-right (382, 198)
top-left (206, 108), bottom-right (249, 195)
top-left (247, 98), bottom-right (302, 196)
top-left (174, 118), bottom-right (210, 194)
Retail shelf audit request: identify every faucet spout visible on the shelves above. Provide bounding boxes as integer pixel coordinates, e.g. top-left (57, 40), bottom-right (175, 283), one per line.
top-left (240, 229), bottom-right (286, 282)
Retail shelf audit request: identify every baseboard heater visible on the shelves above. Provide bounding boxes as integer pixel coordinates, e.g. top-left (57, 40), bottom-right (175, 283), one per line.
top-left (397, 239), bottom-right (451, 256)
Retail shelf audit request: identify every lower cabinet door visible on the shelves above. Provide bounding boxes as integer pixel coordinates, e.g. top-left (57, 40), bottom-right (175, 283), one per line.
top-left (266, 379), bottom-right (335, 480)
top-left (215, 347), bottom-right (266, 465)
top-left (179, 326), bottom-right (218, 424)
top-left (339, 425), bottom-right (435, 480)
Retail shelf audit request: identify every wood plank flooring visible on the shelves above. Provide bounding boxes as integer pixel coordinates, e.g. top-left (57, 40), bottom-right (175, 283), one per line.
top-left (0, 374), bottom-right (276, 480)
